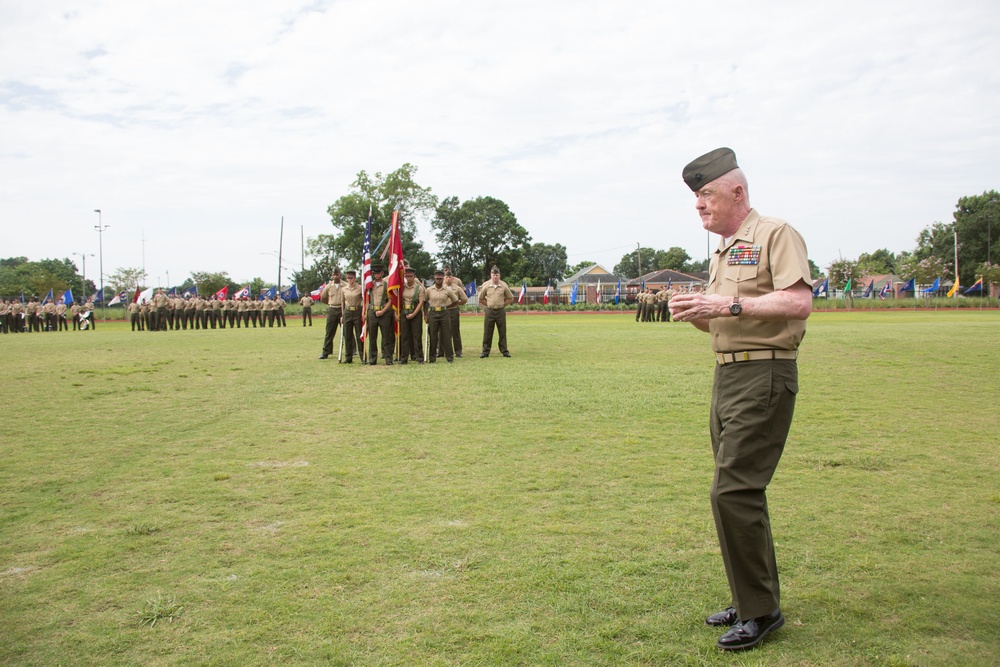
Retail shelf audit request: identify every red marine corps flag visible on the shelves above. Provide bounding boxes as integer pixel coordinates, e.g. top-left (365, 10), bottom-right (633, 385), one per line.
top-left (386, 210), bottom-right (404, 335)
top-left (213, 285), bottom-right (229, 300)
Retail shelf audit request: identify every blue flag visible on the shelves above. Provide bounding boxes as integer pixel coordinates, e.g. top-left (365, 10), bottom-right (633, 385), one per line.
top-left (182, 285), bottom-right (198, 297)
top-left (91, 288), bottom-right (104, 303)
top-left (570, 282), bottom-right (579, 305)
top-left (899, 278), bottom-right (915, 293)
top-left (261, 286), bottom-right (276, 300)
top-left (922, 278), bottom-right (940, 294)
top-left (614, 279), bottom-right (621, 305)
top-left (964, 278), bottom-right (984, 294)
top-left (862, 279), bottom-right (874, 298)
top-left (281, 285), bottom-right (299, 301)
top-left (167, 286), bottom-right (177, 296)
top-left (813, 279), bottom-right (828, 297)
top-left (465, 280), bottom-right (476, 299)
top-left (41, 288), bottom-right (54, 304)
top-left (59, 288), bottom-right (74, 305)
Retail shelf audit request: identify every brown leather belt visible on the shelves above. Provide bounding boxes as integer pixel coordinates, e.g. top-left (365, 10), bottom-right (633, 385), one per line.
top-left (716, 350), bottom-right (798, 365)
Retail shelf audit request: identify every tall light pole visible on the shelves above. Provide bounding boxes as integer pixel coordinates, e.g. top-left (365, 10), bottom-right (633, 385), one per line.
top-left (73, 252), bottom-right (95, 301)
top-left (94, 209), bottom-right (110, 320)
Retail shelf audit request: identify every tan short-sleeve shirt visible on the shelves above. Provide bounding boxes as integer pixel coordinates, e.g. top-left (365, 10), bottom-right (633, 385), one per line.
top-left (401, 281), bottom-right (425, 312)
top-left (424, 284), bottom-right (458, 310)
top-left (479, 280), bottom-right (513, 308)
top-left (707, 209), bottom-right (811, 353)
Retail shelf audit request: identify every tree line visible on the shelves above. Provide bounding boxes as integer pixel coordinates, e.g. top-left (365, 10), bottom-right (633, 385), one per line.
top-left (6, 173), bottom-right (995, 300)
top-left (826, 190), bottom-right (1000, 290)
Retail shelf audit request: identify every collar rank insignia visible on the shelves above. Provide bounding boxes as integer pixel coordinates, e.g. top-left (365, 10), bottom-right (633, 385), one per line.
top-left (728, 244), bottom-right (761, 266)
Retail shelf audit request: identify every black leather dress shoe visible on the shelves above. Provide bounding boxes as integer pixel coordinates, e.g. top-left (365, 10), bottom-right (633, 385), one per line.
top-left (456, 352), bottom-right (462, 358)
top-left (705, 607), bottom-right (737, 627)
top-left (502, 351), bottom-right (511, 357)
top-left (318, 354), bottom-right (329, 360)
top-left (480, 353), bottom-right (489, 358)
top-left (716, 610), bottom-right (784, 651)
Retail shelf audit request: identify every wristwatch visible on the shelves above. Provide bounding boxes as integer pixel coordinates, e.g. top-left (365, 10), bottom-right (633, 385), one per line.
top-left (729, 297), bottom-right (742, 316)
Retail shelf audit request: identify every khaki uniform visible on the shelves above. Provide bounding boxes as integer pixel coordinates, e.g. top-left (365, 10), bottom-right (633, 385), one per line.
top-left (319, 282), bottom-right (345, 358)
top-left (424, 284), bottom-right (458, 362)
top-left (341, 282), bottom-right (363, 361)
top-left (399, 279), bottom-right (426, 363)
top-left (128, 302), bottom-right (142, 331)
top-left (479, 279), bottom-right (513, 356)
top-left (442, 276), bottom-right (468, 357)
top-left (706, 209), bottom-right (811, 621)
top-left (300, 295), bottom-right (313, 327)
top-left (42, 301), bottom-right (57, 331)
top-left (367, 280), bottom-right (394, 364)
top-left (153, 291), bottom-right (169, 331)
top-left (656, 288), bottom-right (670, 322)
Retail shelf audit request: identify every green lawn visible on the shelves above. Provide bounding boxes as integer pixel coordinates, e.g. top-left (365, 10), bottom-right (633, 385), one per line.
top-left (1, 312), bottom-right (997, 666)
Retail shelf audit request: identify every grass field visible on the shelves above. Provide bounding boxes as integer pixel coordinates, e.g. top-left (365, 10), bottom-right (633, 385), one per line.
top-left (1, 312), bottom-right (998, 666)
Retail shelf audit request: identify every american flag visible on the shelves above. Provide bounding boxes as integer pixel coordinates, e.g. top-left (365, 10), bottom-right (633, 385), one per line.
top-left (360, 209), bottom-right (373, 342)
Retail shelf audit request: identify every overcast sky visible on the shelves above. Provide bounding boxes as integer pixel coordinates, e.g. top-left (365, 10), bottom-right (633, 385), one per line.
top-left (3, 0), bottom-right (998, 288)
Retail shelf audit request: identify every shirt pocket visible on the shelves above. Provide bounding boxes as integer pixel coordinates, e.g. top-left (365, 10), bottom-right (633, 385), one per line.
top-left (723, 265), bottom-right (759, 292)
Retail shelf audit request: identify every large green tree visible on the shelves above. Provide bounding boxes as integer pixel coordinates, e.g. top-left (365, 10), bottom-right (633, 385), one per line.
top-left (950, 190), bottom-right (1000, 286)
top-left (656, 246), bottom-right (691, 271)
top-left (567, 260), bottom-right (599, 276)
top-left (432, 195), bottom-right (530, 282)
top-left (107, 267), bottom-right (146, 295)
top-left (326, 164), bottom-right (437, 278)
top-left (515, 242), bottom-right (568, 287)
top-left (0, 256), bottom-right (91, 299)
top-left (190, 271), bottom-right (232, 298)
top-left (856, 248), bottom-right (897, 276)
top-left (613, 247), bottom-right (659, 279)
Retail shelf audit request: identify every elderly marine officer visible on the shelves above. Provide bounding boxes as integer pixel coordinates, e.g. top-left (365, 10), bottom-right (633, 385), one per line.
top-left (669, 147), bottom-right (812, 652)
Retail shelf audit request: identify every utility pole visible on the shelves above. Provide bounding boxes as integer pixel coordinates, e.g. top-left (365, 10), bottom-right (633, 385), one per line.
top-left (94, 209), bottom-right (109, 320)
top-left (73, 252), bottom-right (94, 301)
top-left (278, 216), bottom-right (285, 292)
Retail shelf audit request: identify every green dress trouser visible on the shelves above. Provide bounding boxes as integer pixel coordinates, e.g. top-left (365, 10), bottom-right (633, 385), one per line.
top-left (709, 359), bottom-right (798, 620)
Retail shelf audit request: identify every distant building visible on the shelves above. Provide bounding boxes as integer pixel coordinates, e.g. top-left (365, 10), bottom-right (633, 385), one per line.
top-left (556, 264), bottom-right (624, 304)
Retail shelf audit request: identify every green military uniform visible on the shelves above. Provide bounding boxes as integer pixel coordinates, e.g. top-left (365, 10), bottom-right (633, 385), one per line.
top-left (300, 295), bottom-right (313, 327)
top-left (479, 274), bottom-right (513, 357)
top-left (367, 274), bottom-right (394, 364)
top-left (341, 277), bottom-right (363, 363)
top-left (442, 273), bottom-right (468, 357)
top-left (399, 274), bottom-right (425, 363)
top-left (706, 209), bottom-right (811, 621)
top-left (424, 277), bottom-right (458, 362)
top-left (128, 301), bottom-right (141, 331)
top-left (319, 278), bottom-right (344, 359)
